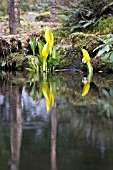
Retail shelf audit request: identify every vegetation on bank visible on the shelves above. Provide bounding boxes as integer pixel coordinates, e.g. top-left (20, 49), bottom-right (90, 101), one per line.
top-left (0, 0), bottom-right (113, 73)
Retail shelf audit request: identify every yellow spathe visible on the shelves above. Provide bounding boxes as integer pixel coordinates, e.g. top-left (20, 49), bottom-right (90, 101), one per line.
top-left (81, 48), bottom-right (91, 63)
top-left (45, 26), bottom-right (54, 54)
top-left (45, 26), bottom-right (51, 43)
top-left (42, 42), bottom-right (50, 59)
top-left (42, 26), bottom-right (55, 72)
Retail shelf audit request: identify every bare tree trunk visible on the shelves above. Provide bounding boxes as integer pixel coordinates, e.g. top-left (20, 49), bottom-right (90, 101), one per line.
top-left (8, 0), bottom-right (17, 34)
top-left (50, 0), bottom-right (57, 21)
top-left (8, 0), bottom-right (20, 34)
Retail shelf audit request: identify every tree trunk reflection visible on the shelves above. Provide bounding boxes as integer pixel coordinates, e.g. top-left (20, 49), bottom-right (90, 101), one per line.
top-left (51, 103), bottom-right (57, 170)
top-left (10, 87), bottom-right (22, 170)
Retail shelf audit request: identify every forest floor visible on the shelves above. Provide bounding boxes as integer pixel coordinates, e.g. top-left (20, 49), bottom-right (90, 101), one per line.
top-left (0, 12), bottom-right (71, 48)
top-left (0, 12), bottom-right (61, 36)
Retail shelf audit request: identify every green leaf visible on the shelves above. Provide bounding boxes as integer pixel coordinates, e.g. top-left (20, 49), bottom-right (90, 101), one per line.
top-left (102, 52), bottom-right (111, 61)
top-left (110, 89), bottom-right (113, 97)
top-left (70, 24), bottom-right (81, 32)
top-left (105, 104), bottom-right (111, 118)
top-left (109, 52), bottom-right (113, 62)
top-left (38, 40), bottom-right (45, 57)
top-left (102, 89), bottom-right (110, 98)
top-left (52, 46), bottom-right (57, 59)
top-left (98, 37), bottom-right (105, 43)
top-left (97, 45), bottom-right (110, 56)
top-left (48, 58), bottom-right (59, 65)
top-left (29, 37), bottom-right (36, 55)
top-left (108, 37), bottom-right (113, 42)
top-left (98, 99), bottom-right (104, 110)
top-left (82, 20), bottom-right (92, 28)
top-left (26, 68), bottom-right (34, 72)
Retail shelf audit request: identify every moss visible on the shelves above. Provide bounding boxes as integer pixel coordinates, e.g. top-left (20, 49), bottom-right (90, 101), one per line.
top-left (57, 32), bottom-right (113, 72)
top-left (35, 11), bottom-right (50, 22)
top-left (96, 16), bottom-right (113, 34)
top-left (69, 32), bottom-right (105, 52)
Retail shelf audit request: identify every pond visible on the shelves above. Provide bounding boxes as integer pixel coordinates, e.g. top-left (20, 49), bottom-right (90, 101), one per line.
top-left (0, 71), bottom-right (113, 170)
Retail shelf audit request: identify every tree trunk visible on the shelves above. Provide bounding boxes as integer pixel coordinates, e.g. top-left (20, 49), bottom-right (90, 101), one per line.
top-left (8, 0), bottom-right (20, 34)
top-left (8, 0), bottom-right (17, 34)
top-left (50, 0), bottom-right (57, 21)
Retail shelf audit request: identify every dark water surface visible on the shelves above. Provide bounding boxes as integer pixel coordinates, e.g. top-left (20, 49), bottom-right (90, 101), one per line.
top-left (0, 72), bottom-right (113, 170)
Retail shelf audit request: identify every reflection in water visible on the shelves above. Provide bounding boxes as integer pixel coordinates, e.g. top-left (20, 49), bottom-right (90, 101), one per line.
top-left (42, 75), bottom-right (55, 113)
top-left (98, 88), bottom-right (113, 117)
top-left (10, 87), bottom-right (22, 170)
top-left (51, 103), bottom-right (57, 170)
top-left (0, 73), bottom-right (113, 170)
top-left (82, 72), bottom-right (92, 96)
top-left (0, 83), bottom-right (23, 170)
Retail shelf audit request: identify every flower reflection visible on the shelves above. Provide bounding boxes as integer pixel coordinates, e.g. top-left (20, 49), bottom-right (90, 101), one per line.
top-left (42, 74), bottom-right (55, 112)
top-left (82, 72), bottom-right (92, 96)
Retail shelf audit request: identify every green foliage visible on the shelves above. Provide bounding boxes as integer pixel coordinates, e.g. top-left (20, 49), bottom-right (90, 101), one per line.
top-left (97, 17), bottom-right (113, 34)
top-left (58, 0), bottom-right (113, 33)
top-left (93, 34), bottom-right (113, 62)
top-left (27, 28), bottom-right (59, 73)
top-left (29, 37), bottom-right (36, 56)
top-left (26, 57), bottom-right (39, 73)
top-left (38, 40), bottom-right (45, 62)
top-left (47, 46), bottom-right (59, 71)
top-left (100, 1), bottom-right (113, 15)
top-left (58, 0), bottom-right (95, 32)
top-left (30, 1), bottom-right (49, 12)
top-left (38, 40), bottom-right (59, 72)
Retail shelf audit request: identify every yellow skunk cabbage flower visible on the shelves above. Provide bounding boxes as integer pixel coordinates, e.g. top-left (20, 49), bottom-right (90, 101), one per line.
top-left (81, 48), bottom-right (93, 74)
top-left (42, 42), bottom-right (50, 59)
top-left (42, 26), bottom-right (55, 72)
top-left (81, 48), bottom-right (90, 63)
top-left (42, 42), bottom-right (50, 71)
top-left (49, 33), bottom-right (54, 55)
top-left (45, 26), bottom-right (54, 54)
top-left (45, 26), bottom-right (51, 42)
